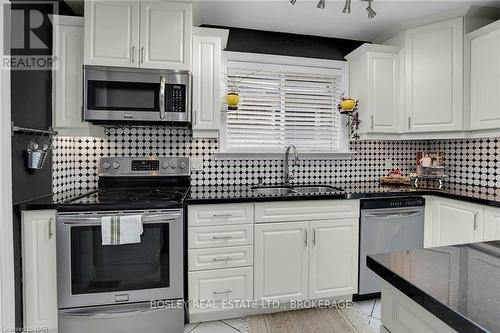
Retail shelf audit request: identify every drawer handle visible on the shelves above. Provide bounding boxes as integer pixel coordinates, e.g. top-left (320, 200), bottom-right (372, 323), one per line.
top-left (213, 289), bottom-right (232, 295)
top-left (212, 214), bottom-right (233, 218)
top-left (212, 257), bottom-right (233, 262)
top-left (473, 212), bottom-right (479, 230)
top-left (212, 235), bottom-right (233, 240)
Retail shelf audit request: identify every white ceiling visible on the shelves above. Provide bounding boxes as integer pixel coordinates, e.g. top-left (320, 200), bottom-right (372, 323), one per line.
top-left (198, 0), bottom-right (500, 41)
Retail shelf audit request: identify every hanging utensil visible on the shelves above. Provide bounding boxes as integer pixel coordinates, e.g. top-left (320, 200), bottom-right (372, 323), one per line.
top-left (342, 0), bottom-right (351, 13)
top-left (366, 0), bottom-right (377, 18)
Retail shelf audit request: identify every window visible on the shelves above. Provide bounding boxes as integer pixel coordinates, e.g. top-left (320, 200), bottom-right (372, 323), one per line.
top-left (219, 52), bottom-right (349, 158)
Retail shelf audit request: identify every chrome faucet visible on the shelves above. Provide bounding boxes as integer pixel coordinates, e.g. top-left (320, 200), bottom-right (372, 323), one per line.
top-left (283, 145), bottom-right (299, 185)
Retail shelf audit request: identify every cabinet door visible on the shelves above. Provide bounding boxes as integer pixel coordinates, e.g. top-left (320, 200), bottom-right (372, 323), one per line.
top-left (484, 206), bottom-right (500, 241)
top-left (22, 210), bottom-right (57, 332)
top-left (368, 52), bottom-right (399, 133)
top-left (139, 1), bottom-right (192, 70)
top-left (84, 0), bottom-right (139, 67)
top-left (471, 27), bottom-right (500, 130)
top-left (53, 17), bottom-right (84, 129)
top-left (254, 222), bottom-right (309, 302)
top-left (466, 247), bottom-right (500, 328)
top-left (309, 219), bottom-right (358, 299)
top-left (405, 18), bottom-right (463, 132)
top-left (432, 198), bottom-right (483, 246)
top-left (192, 34), bottom-right (221, 138)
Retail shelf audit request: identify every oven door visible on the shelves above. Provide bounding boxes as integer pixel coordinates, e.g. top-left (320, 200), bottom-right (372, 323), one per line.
top-left (57, 210), bottom-right (183, 309)
top-left (83, 66), bottom-right (191, 123)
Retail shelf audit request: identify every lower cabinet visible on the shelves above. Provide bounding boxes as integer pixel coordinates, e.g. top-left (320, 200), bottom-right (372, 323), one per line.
top-left (254, 222), bottom-right (309, 302)
top-left (309, 219), bottom-right (359, 299)
top-left (254, 219), bottom-right (359, 302)
top-left (21, 210), bottom-right (58, 333)
top-left (425, 196), bottom-right (500, 247)
top-left (429, 197), bottom-right (484, 247)
top-left (484, 206), bottom-right (500, 241)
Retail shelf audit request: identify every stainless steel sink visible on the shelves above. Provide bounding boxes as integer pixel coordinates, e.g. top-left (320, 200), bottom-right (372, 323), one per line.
top-left (292, 185), bottom-right (344, 194)
top-left (252, 187), bottom-right (297, 196)
top-left (252, 185), bottom-right (343, 196)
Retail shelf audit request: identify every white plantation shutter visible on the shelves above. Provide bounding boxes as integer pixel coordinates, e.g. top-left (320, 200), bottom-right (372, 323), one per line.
top-left (223, 59), bottom-right (345, 154)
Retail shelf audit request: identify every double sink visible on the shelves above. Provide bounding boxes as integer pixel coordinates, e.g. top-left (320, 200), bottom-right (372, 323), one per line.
top-left (252, 185), bottom-right (344, 196)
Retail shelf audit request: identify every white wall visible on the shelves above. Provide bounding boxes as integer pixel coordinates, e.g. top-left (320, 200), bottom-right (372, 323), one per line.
top-left (0, 0), bottom-right (15, 329)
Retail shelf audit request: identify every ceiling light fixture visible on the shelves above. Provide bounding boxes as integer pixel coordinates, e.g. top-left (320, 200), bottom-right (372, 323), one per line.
top-left (288, 0), bottom-right (376, 19)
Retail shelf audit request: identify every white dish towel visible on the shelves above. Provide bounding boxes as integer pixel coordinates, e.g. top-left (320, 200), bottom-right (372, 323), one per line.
top-left (101, 215), bottom-right (143, 245)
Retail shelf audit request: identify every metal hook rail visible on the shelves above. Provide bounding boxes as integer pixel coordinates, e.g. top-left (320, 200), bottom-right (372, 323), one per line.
top-left (11, 122), bottom-right (58, 136)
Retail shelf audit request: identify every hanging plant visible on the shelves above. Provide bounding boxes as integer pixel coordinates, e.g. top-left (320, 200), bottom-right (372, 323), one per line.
top-left (337, 95), bottom-right (360, 140)
top-left (221, 70), bottom-right (260, 111)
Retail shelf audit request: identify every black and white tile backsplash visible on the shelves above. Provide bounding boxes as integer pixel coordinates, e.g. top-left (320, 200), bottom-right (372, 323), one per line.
top-left (52, 126), bottom-right (499, 193)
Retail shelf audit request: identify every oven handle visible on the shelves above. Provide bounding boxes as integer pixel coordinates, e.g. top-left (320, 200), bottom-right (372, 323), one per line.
top-left (58, 213), bottom-right (181, 226)
top-left (159, 75), bottom-right (166, 119)
top-left (59, 303), bottom-right (167, 319)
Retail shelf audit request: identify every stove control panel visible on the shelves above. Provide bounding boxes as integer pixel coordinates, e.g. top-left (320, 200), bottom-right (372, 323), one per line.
top-left (99, 157), bottom-right (190, 177)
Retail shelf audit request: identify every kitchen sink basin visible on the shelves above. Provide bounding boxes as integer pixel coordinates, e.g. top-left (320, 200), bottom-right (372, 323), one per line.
top-left (252, 187), bottom-right (298, 196)
top-left (252, 185), bottom-right (344, 196)
top-left (292, 185), bottom-right (344, 194)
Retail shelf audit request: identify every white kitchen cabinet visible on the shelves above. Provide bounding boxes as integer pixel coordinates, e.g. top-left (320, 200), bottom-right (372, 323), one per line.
top-left (466, 247), bottom-right (500, 327)
top-left (405, 17), bottom-right (464, 133)
top-left (484, 206), bottom-right (500, 241)
top-left (308, 219), bottom-right (358, 299)
top-left (470, 21), bottom-right (500, 132)
top-left (254, 222), bottom-right (309, 303)
top-left (84, 0), bottom-right (140, 67)
top-left (346, 44), bottom-right (400, 137)
top-left (53, 15), bottom-right (104, 137)
top-left (254, 218), bottom-right (359, 302)
top-left (192, 31), bottom-right (222, 138)
top-left (431, 197), bottom-right (483, 246)
top-left (188, 267), bottom-right (253, 314)
top-left (139, 1), bottom-right (191, 70)
top-left (22, 210), bottom-right (57, 333)
top-left (84, 0), bottom-right (191, 70)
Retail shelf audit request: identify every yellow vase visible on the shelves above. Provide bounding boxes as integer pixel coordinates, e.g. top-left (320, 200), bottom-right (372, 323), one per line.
top-left (224, 93), bottom-right (240, 110)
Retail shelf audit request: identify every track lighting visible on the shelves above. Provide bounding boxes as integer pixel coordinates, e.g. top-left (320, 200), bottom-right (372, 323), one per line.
top-left (317, 0), bottom-right (325, 9)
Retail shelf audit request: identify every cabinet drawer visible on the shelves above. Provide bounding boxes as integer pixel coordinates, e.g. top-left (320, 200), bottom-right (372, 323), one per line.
top-left (255, 200), bottom-right (359, 223)
top-left (188, 224), bottom-right (253, 249)
top-left (188, 267), bottom-right (253, 313)
top-left (188, 246), bottom-right (253, 271)
top-left (188, 203), bottom-right (254, 226)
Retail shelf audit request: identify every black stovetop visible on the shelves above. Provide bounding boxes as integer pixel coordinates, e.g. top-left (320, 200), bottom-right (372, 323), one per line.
top-left (58, 176), bottom-right (191, 212)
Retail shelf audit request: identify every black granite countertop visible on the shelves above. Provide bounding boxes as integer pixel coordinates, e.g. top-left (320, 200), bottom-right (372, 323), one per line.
top-left (14, 189), bottom-right (94, 211)
top-left (367, 241), bottom-right (500, 333)
top-left (188, 181), bottom-right (500, 208)
top-left (16, 182), bottom-right (500, 210)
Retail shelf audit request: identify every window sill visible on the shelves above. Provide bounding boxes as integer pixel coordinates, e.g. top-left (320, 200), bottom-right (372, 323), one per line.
top-left (214, 152), bottom-right (354, 160)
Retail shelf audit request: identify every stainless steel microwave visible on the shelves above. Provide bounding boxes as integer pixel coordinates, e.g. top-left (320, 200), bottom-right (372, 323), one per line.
top-left (83, 66), bottom-right (191, 124)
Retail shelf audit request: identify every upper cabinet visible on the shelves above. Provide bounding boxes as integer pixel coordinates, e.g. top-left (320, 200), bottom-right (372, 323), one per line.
top-left (192, 29), bottom-right (222, 138)
top-left (53, 15), bottom-right (104, 137)
top-left (139, 1), bottom-right (192, 69)
top-left (84, 1), bottom-right (139, 67)
top-left (346, 44), bottom-right (400, 138)
top-left (405, 18), bottom-right (464, 133)
top-left (84, 0), bottom-right (191, 70)
top-left (469, 20), bottom-right (500, 132)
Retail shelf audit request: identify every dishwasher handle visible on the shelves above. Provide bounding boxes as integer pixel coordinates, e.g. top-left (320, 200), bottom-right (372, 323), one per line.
top-left (364, 211), bottom-right (422, 219)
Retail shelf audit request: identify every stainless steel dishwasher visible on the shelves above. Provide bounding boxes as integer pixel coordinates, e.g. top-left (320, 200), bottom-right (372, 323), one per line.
top-left (358, 197), bottom-right (425, 299)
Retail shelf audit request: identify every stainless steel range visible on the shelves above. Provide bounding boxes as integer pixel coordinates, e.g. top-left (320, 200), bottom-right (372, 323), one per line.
top-left (57, 156), bottom-right (190, 333)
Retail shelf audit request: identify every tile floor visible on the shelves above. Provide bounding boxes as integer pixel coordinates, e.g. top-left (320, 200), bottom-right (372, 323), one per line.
top-left (183, 299), bottom-right (381, 333)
